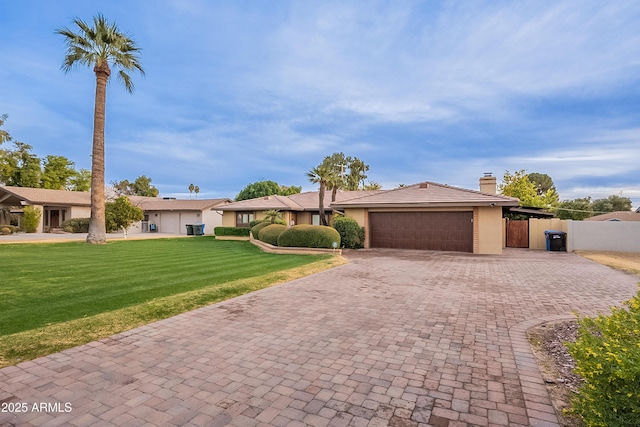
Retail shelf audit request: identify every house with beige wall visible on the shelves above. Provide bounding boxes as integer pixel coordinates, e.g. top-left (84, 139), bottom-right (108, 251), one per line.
top-left (219, 176), bottom-right (519, 254)
top-left (0, 186), bottom-right (230, 235)
top-left (332, 176), bottom-right (518, 254)
top-left (217, 190), bottom-right (382, 228)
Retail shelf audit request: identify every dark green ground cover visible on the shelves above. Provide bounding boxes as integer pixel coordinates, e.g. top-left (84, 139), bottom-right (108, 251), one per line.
top-left (0, 237), bottom-right (327, 336)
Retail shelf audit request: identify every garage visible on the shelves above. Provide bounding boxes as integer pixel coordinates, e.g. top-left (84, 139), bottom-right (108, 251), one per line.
top-left (369, 211), bottom-right (473, 252)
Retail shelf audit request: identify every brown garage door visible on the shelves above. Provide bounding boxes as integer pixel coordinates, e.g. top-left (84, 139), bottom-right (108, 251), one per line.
top-left (369, 211), bottom-right (473, 252)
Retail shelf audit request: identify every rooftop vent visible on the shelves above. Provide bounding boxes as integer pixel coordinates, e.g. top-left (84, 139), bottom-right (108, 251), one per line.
top-left (419, 183), bottom-right (430, 189)
top-left (162, 197), bottom-right (176, 200)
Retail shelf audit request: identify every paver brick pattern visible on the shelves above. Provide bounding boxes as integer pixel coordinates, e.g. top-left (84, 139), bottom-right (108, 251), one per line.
top-left (1, 249), bottom-right (638, 426)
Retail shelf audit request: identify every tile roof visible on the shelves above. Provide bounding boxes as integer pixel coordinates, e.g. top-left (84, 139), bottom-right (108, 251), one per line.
top-left (129, 196), bottom-right (231, 211)
top-left (331, 182), bottom-right (519, 208)
top-left (0, 186), bottom-right (230, 212)
top-left (0, 186), bottom-right (91, 206)
top-left (217, 190), bottom-right (384, 212)
top-left (216, 195), bottom-right (305, 211)
top-left (585, 211), bottom-right (640, 221)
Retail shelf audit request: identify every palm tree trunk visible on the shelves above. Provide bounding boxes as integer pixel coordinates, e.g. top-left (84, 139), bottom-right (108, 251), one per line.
top-left (86, 62), bottom-right (110, 244)
top-left (319, 181), bottom-right (328, 226)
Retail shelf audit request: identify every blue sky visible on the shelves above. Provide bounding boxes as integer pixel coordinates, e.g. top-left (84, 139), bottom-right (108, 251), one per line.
top-left (1, 1), bottom-right (639, 206)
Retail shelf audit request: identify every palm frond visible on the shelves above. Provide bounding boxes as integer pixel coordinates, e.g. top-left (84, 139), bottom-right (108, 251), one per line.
top-left (56, 14), bottom-right (144, 85)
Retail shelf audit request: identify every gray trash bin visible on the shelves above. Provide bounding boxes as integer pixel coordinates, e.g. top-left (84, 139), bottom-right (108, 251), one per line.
top-left (193, 224), bottom-right (204, 236)
top-left (186, 224), bottom-right (194, 235)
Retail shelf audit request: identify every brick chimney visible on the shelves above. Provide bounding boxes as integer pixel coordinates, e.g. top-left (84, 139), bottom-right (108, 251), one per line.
top-left (479, 172), bottom-right (496, 194)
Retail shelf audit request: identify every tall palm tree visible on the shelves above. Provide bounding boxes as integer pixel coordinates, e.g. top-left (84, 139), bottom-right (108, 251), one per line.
top-left (194, 186), bottom-right (200, 199)
top-left (307, 163), bottom-right (335, 226)
top-left (57, 15), bottom-right (144, 244)
top-left (188, 183), bottom-right (195, 199)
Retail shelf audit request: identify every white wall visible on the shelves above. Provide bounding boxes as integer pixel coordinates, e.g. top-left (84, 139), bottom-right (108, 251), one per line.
top-left (566, 221), bottom-right (640, 253)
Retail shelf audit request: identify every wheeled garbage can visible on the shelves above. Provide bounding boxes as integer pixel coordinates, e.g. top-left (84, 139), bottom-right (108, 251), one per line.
top-left (544, 230), bottom-right (566, 252)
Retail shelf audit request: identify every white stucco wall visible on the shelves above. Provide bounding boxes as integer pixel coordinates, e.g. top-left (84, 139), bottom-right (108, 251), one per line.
top-left (566, 220), bottom-right (640, 253)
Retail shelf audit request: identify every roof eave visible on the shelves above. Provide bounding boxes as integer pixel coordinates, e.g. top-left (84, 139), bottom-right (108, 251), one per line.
top-left (332, 201), bottom-right (520, 209)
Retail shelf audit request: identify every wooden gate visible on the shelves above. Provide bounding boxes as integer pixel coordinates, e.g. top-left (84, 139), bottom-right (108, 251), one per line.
top-left (506, 219), bottom-right (529, 248)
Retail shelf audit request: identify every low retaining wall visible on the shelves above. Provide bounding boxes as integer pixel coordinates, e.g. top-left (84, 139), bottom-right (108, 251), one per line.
top-left (250, 236), bottom-right (342, 255)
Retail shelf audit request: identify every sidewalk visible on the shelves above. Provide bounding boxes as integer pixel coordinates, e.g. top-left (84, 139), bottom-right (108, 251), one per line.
top-left (0, 231), bottom-right (192, 244)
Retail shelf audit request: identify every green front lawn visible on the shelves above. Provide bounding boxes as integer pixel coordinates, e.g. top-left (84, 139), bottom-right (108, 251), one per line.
top-left (0, 237), bottom-right (344, 367)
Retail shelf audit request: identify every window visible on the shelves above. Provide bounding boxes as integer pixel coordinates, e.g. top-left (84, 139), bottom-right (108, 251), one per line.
top-left (236, 212), bottom-right (254, 227)
top-left (311, 214), bottom-right (320, 226)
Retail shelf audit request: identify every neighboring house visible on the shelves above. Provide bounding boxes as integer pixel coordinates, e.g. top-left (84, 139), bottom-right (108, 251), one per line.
top-left (0, 185), bottom-right (230, 235)
top-left (217, 190), bottom-right (383, 227)
top-left (219, 175), bottom-right (519, 254)
top-left (0, 186), bottom-right (91, 232)
top-left (331, 175), bottom-right (518, 254)
top-left (128, 196), bottom-right (231, 235)
top-left (585, 211), bottom-right (640, 222)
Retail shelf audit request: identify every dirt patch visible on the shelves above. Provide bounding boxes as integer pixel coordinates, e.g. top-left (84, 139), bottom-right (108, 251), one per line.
top-left (575, 250), bottom-right (640, 276)
top-left (528, 321), bottom-right (583, 427)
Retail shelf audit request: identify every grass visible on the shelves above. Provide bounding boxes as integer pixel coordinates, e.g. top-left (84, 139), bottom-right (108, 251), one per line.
top-left (0, 237), bottom-right (346, 367)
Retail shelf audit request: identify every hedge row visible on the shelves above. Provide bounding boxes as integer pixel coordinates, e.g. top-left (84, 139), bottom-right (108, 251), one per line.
top-left (258, 224), bottom-right (287, 245)
top-left (62, 218), bottom-right (90, 233)
top-left (250, 221), bottom-right (271, 238)
top-left (252, 224), bottom-right (340, 249)
top-left (279, 225), bottom-right (340, 249)
top-left (213, 226), bottom-right (250, 236)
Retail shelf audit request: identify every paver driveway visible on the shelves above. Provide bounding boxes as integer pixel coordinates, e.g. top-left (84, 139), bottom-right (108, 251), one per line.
top-left (1, 249), bottom-right (638, 427)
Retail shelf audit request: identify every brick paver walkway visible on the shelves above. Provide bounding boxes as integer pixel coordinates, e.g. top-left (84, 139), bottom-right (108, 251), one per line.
top-left (1, 249), bottom-right (638, 426)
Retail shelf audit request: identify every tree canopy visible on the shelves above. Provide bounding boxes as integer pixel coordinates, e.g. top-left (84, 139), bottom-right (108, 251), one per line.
top-left (112, 175), bottom-right (159, 197)
top-left (499, 170), bottom-right (558, 208)
top-left (0, 120), bottom-right (90, 191)
top-left (592, 195), bottom-right (632, 213)
top-left (235, 180), bottom-right (302, 201)
top-left (105, 196), bottom-right (144, 235)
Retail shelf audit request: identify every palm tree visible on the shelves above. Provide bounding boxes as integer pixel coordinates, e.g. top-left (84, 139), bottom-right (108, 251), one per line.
top-left (194, 186), bottom-right (200, 199)
top-left (263, 209), bottom-right (283, 224)
top-left (188, 183), bottom-right (194, 199)
top-left (57, 15), bottom-right (144, 244)
top-left (307, 163), bottom-right (335, 226)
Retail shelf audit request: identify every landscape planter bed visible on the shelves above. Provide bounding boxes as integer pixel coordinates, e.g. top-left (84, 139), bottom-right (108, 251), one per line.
top-left (250, 235), bottom-right (342, 255)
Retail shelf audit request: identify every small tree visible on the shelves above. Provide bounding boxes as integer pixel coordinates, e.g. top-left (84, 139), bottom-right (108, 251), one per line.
top-left (22, 205), bottom-right (42, 233)
top-left (105, 196), bottom-right (144, 237)
top-left (263, 209), bottom-right (283, 224)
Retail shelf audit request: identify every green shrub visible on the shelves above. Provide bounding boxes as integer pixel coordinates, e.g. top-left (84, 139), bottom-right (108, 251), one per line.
top-left (22, 206), bottom-right (42, 233)
top-left (0, 224), bottom-right (18, 234)
top-left (251, 221), bottom-right (271, 238)
top-left (332, 216), bottom-right (365, 249)
top-left (249, 219), bottom-right (266, 228)
top-left (257, 224), bottom-right (287, 246)
top-left (213, 226), bottom-right (250, 237)
top-left (61, 218), bottom-right (90, 233)
top-left (278, 225), bottom-right (341, 249)
top-left (566, 292), bottom-right (640, 427)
